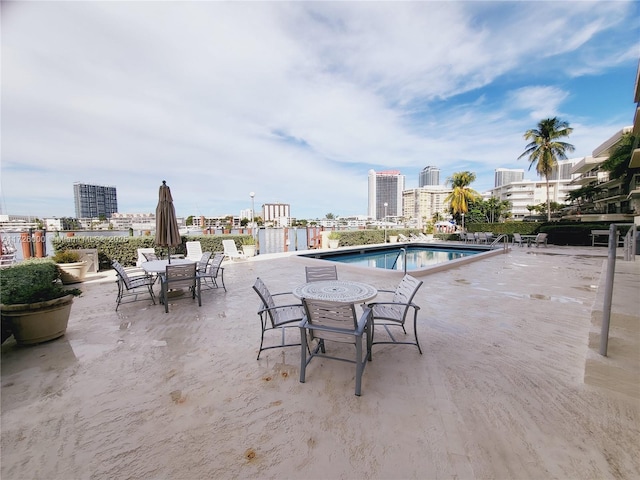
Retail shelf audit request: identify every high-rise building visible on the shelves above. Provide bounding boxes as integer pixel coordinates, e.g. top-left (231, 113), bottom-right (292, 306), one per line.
top-left (262, 203), bottom-right (290, 227)
top-left (73, 183), bottom-right (118, 219)
top-left (402, 186), bottom-right (452, 224)
top-left (494, 168), bottom-right (524, 187)
top-left (368, 169), bottom-right (405, 220)
top-left (419, 166), bottom-right (440, 187)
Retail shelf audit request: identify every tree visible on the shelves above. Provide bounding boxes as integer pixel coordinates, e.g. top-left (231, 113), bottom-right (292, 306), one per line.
top-left (445, 171), bottom-right (480, 224)
top-left (518, 117), bottom-right (575, 221)
top-left (600, 133), bottom-right (639, 189)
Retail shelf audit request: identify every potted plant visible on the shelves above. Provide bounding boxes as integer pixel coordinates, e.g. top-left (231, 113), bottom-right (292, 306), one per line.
top-left (388, 230), bottom-right (399, 243)
top-left (52, 250), bottom-right (88, 284)
top-left (328, 231), bottom-right (340, 249)
top-left (1, 260), bottom-right (82, 346)
top-left (241, 236), bottom-right (256, 257)
top-left (424, 222), bottom-right (435, 241)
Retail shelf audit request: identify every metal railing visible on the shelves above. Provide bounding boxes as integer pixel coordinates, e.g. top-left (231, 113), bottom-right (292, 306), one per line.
top-left (490, 234), bottom-right (510, 252)
top-left (600, 223), bottom-right (636, 356)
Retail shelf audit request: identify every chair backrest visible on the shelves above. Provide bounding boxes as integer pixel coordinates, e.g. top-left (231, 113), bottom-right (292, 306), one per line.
top-left (302, 299), bottom-right (359, 344)
top-left (165, 263), bottom-right (197, 290)
top-left (389, 275), bottom-right (423, 317)
top-left (186, 241), bottom-right (203, 261)
top-left (196, 251), bottom-right (213, 272)
top-left (253, 277), bottom-right (299, 328)
top-left (136, 248), bottom-right (156, 267)
top-left (143, 251), bottom-right (159, 262)
top-left (305, 265), bottom-right (338, 283)
top-left (112, 261), bottom-right (133, 289)
top-left (535, 233), bottom-right (548, 244)
top-left (222, 239), bottom-right (240, 256)
top-left (514, 233), bottom-right (522, 241)
top-left (205, 253), bottom-right (224, 276)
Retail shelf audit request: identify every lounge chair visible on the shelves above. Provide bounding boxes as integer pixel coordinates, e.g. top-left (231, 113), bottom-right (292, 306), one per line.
top-left (112, 261), bottom-right (156, 311)
top-left (305, 265), bottom-right (338, 282)
top-left (185, 241), bottom-right (203, 262)
top-left (299, 298), bottom-right (373, 396)
top-left (398, 234), bottom-right (410, 242)
top-left (198, 252), bottom-right (226, 291)
top-left (222, 239), bottom-right (246, 261)
top-left (366, 274), bottom-right (423, 354)
top-left (534, 233), bottom-right (548, 247)
top-left (253, 277), bottom-right (304, 360)
top-left (160, 263), bottom-right (201, 313)
top-left (142, 251), bottom-right (160, 261)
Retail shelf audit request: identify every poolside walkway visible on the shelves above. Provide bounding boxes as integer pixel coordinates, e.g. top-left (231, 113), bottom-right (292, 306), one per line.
top-left (1, 245), bottom-right (639, 479)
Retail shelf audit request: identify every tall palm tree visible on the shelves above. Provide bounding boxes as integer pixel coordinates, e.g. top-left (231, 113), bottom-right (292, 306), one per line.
top-left (518, 117), bottom-right (575, 221)
top-left (445, 171), bottom-right (480, 226)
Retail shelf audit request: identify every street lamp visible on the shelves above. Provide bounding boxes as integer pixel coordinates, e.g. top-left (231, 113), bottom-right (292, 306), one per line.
top-left (461, 213), bottom-right (465, 232)
top-left (384, 202), bottom-right (388, 243)
top-left (250, 192), bottom-right (255, 242)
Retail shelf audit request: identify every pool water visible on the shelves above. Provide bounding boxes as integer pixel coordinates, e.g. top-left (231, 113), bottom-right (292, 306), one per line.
top-left (302, 245), bottom-right (483, 271)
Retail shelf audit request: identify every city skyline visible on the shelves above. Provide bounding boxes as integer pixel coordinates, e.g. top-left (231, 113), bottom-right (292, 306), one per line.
top-left (2, 2), bottom-right (638, 219)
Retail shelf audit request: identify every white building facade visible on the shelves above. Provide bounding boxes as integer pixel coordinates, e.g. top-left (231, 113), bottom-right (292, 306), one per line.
top-left (368, 169), bottom-right (405, 220)
top-left (402, 186), bottom-right (452, 225)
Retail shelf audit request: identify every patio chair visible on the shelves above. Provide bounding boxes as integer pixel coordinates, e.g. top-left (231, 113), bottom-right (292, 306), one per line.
top-left (185, 241), bottom-right (203, 262)
top-left (534, 233), bottom-right (548, 247)
top-left (222, 239), bottom-right (246, 261)
top-left (196, 251), bottom-right (213, 273)
top-left (366, 274), bottom-right (423, 354)
top-left (299, 299), bottom-right (373, 396)
top-left (305, 265), bottom-right (338, 283)
top-left (136, 248), bottom-right (157, 267)
top-left (112, 261), bottom-right (156, 311)
top-left (198, 252), bottom-right (226, 291)
top-left (512, 233), bottom-right (524, 247)
top-left (398, 234), bottom-right (410, 242)
top-left (142, 251), bottom-right (160, 261)
top-left (160, 263), bottom-right (201, 313)
top-left (253, 277), bottom-right (305, 360)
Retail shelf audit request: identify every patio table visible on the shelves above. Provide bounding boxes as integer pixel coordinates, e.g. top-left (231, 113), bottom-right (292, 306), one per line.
top-left (293, 280), bottom-right (377, 304)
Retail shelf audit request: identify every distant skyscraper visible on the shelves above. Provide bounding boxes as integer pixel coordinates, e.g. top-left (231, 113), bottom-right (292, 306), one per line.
top-left (73, 183), bottom-right (118, 219)
top-left (419, 166), bottom-right (440, 187)
top-left (494, 168), bottom-right (524, 188)
top-left (368, 169), bottom-right (405, 220)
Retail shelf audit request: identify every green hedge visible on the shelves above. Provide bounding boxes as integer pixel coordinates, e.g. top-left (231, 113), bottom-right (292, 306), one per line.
top-left (0, 259), bottom-right (81, 305)
top-left (51, 235), bottom-right (252, 269)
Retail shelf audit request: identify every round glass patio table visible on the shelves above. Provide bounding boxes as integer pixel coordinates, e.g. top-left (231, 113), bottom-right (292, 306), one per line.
top-left (293, 280), bottom-right (377, 303)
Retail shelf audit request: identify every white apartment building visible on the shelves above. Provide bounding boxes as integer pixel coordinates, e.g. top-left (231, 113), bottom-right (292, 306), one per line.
top-left (488, 159), bottom-right (579, 220)
top-left (402, 185), bottom-right (452, 225)
top-left (494, 168), bottom-right (524, 187)
top-left (368, 169), bottom-right (405, 220)
top-left (263, 203), bottom-right (290, 227)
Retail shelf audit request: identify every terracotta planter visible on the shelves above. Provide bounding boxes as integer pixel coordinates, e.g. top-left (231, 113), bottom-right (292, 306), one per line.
top-left (1, 294), bottom-right (74, 346)
top-left (57, 261), bottom-right (88, 284)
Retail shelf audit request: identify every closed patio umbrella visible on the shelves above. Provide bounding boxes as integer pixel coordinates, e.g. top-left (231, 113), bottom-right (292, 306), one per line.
top-left (155, 180), bottom-right (181, 263)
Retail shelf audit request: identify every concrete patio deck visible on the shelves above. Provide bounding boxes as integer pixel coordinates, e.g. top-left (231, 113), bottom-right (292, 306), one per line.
top-left (2, 244), bottom-right (639, 479)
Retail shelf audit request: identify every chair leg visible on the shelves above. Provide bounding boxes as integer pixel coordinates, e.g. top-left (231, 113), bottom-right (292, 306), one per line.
top-left (413, 310), bottom-right (423, 354)
top-left (355, 336), bottom-right (363, 396)
top-left (299, 326), bottom-right (307, 383)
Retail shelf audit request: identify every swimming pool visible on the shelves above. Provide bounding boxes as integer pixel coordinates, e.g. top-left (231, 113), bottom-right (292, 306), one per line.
top-left (300, 243), bottom-right (501, 275)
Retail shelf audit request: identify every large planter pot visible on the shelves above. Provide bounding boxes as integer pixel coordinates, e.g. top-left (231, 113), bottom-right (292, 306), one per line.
top-left (1, 294), bottom-right (74, 346)
top-left (389, 235), bottom-right (398, 243)
top-left (57, 261), bottom-right (88, 284)
top-left (242, 245), bottom-right (256, 257)
top-left (328, 239), bottom-right (339, 249)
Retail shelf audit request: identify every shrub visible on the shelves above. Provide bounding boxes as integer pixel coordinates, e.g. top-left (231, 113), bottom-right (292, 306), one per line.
top-left (0, 259), bottom-right (81, 305)
top-left (52, 250), bottom-right (82, 263)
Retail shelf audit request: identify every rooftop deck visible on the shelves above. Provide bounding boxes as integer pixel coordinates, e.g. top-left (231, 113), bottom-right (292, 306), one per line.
top-left (2, 245), bottom-right (639, 479)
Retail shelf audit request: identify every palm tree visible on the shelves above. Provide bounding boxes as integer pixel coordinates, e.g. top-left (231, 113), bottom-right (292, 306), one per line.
top-left (445, 171), bottom-right (480, 226)
top-left (518, 117), bottom-right (575, 221)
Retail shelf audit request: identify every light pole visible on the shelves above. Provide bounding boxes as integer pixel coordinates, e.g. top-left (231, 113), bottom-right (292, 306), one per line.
top-left (250, 192), bottom-right (255, 242)
top-left (384, 202), bottom-right (388, 243)
top-left (461, 213), bottom-right (465, 232)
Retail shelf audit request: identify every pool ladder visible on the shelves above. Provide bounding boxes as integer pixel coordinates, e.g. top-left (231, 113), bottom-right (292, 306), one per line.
top-left (490, 234), bottom-right (510, 252)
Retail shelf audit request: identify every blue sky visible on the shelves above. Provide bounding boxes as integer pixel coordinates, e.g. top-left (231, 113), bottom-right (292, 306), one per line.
top-left (2, 1), bottom-right (639, 220)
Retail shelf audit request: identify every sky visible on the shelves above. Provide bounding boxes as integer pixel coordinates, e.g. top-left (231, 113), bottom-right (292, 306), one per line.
top-left (2, 1), bottom-right (639, 220)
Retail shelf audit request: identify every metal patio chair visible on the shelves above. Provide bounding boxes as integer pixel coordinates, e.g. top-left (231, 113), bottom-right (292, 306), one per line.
top-left (112, 260), bottom-right (156, 311)
top-left (305, 265), bottom-right (338, 283)
top-left (253, 277), bottom-right (305, 360)
top-left (299, 298), bottom-right (373, 396)
top-left (366, 274), bottom-right (423, 353)
top-left (198, 252), bottom-right (226, 291)
top-left (160, 263), bottom-right (201, 313)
